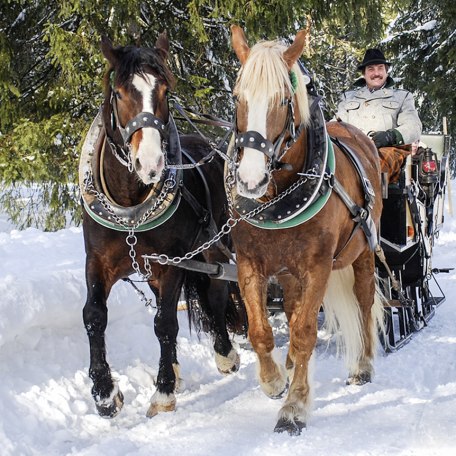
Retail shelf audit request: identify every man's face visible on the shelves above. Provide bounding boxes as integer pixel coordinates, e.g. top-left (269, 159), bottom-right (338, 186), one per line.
top-left (363, 64), bottom-right (388, 90)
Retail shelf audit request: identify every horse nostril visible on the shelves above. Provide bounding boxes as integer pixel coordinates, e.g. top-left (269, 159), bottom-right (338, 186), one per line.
top-left (148, 170), bottom-right (156, 180)
top-left (135, 158), bottom-right (142, 171)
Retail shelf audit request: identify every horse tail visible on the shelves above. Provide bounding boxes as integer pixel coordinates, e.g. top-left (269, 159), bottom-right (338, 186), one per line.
top-left (182, 270), bottom-right (248, 336)
top-left (322, 266), bottom-right (384, 373)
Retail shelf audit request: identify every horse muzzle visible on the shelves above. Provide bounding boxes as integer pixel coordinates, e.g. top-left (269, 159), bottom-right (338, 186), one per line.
top-left (236, 168), bottom-right (269, 199)
top-left (131, 129), bottom-right (165, 185)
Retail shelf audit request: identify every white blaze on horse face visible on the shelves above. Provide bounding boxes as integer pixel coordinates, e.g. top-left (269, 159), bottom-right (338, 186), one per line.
top-left (237, 92), bottom-right (270, 198)
top-left (132, 73), bottom-right (164, 184)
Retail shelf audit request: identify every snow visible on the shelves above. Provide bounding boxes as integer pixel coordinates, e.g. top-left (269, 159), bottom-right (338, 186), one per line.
top-left (1, 187), bottom-right (456, 456)
top-left (416, 20), bottom-right (437, 32)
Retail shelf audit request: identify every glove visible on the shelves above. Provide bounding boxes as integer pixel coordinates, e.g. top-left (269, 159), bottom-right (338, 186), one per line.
top-left (370, 129), bottom-right (404, 148)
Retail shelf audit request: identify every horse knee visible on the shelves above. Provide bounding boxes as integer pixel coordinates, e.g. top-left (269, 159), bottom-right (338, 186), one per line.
top-left (83, 303), bottom-right (108, 335)
top-left (83, 282), bottom-right (108, 330)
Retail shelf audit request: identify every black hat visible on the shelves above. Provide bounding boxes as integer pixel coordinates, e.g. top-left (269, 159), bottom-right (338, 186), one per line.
top-left (357, 49), bottom-right (391, 70)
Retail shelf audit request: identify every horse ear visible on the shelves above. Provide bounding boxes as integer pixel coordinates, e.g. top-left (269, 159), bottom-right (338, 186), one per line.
top-left (283, 29), bottom-right (309, 69)
top-left (100, 36), bottom-right (119, 66)
top-left (231, 25), bottom-right (250, 65)
top-left (155, 31), bottom-right (170, 59)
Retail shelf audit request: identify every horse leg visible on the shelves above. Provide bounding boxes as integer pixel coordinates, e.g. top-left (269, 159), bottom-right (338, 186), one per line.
top-left (347, 249), bottom-right (383, 385)
top-left (146, 270), bottom-right (183, 418)
top-left (149, 282), bottom-right (185, 393)
top-left (83, 268), bottom-right (123, 418)
top-left (274, 268), bottom-right (330, 435)
top-left (238, 263), bottom-right (287, 398)
top-left (278, 274), bottom-right (302, 378)
top-left (207, 279), bottom-right (240, 374)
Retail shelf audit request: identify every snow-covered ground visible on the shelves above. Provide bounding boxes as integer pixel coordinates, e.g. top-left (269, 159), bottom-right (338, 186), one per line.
top-left (1, 186), bottom-right (456, 456)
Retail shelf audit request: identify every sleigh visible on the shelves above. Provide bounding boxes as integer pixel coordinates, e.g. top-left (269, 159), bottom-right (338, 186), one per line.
top-left (140, 102), bottom-right (453, 353)
top-left (376, 123), bottom-right (453, 351)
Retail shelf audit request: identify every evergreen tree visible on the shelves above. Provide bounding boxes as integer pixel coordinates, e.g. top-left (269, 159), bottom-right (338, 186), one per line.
top-left (385, 0), bottom-right (456, 159)
top-left (0, 1), bottom-right (386, 229)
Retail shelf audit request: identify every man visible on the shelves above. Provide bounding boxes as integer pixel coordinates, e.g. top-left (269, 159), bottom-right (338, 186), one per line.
top-left (336, 48), bottom-right (422, 148)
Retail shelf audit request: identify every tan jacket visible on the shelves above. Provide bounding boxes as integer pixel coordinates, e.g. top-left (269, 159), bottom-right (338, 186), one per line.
top-left (336, 77), bottom-right (422, 145)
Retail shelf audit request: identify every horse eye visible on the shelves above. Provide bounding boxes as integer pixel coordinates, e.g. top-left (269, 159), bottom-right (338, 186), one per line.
top-left (114, 91), bottom-right (122, 100)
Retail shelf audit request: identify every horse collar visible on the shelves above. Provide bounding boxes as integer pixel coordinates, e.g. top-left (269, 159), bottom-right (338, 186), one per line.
top-left (79, 110), bottom-right (183, 232)
top-left (226, 95), bottom-right (332, 228)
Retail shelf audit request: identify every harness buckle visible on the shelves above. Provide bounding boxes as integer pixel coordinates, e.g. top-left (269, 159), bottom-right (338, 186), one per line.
top-left (325, 172), bottom-right (335, 189)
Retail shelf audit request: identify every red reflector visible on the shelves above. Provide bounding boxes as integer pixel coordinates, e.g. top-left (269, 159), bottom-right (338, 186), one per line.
top-left (422, 161), bottom-right (437, 172)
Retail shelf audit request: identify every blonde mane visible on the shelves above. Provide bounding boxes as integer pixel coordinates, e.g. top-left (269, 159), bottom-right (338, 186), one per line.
top-left (234, 40), bottom-right (310, 124)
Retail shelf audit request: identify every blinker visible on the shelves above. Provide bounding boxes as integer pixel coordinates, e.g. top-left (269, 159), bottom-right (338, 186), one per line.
top-left (109, 71), bottom-right (115, 89)
top-left (111, 110), bottom-right (116, 130)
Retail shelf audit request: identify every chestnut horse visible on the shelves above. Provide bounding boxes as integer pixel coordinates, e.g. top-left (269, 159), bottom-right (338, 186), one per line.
top-left (80, 33), bottom-right (244, 418)
top-left (228, 25), bottom-right (384, 435)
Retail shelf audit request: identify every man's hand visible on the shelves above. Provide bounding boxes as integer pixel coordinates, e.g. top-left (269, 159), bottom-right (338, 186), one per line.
top-left (370, 129), bottom-right (404, 148)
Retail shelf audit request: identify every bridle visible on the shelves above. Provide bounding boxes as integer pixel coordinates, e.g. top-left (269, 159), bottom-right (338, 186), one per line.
top-left (106, 72), bottom-right (170, 171)
top-left (233, 89), bottom-right (305, 172)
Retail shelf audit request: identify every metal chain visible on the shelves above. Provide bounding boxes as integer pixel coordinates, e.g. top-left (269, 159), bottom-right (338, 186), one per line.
top-left (126, 229), bottom-right (153, 279)
top-left (83, 171), bottom-right (176, 230)
top-left (143, 166), bottom-right (324, 268)
top-left (123, 278), bottom-right (155, 307)
top-left (106, 136), bottom-right (134, 171)
top-left (165, 146), bottom-right (234, 170)
top-left (85, 155), bottom-right (325, 278)
top-left (143, 218), bottom-right (235, 267)
top-left (165, 135), bottom-right (235, 170)
top-left (83, 170), bottom-right (177, 279)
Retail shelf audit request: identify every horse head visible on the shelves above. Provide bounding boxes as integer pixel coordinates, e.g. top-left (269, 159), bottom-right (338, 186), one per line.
top-left (231, 25), bottom-right (311, 199)
top-left (101, 33), bottom-right (175, 185)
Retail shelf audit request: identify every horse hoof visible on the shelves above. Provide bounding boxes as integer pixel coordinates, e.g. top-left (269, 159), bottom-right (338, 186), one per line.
top-left (269, 380), bottom-right (289, 399)
top-left (274, 417), bottom-right (306, 436)
top-left (347, 371), bottom-right (372, 385)
top-left (146, 392), bottom-right (176, 418)
top-left (95, 390), bottom-right (124, 418)
top-left (215, 349), bottom-right (240, 375)
top-left (260, 365), bottom-right (288, 399)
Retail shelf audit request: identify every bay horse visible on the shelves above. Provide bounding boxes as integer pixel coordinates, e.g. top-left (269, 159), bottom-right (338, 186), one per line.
top-left (80, 33), bottom-right (245, 418)
top-left (228, 25), bottom-right (384, 435)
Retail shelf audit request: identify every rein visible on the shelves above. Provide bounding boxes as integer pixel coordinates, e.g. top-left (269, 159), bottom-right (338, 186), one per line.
top-left (166, 101), bottom-right (234, 169)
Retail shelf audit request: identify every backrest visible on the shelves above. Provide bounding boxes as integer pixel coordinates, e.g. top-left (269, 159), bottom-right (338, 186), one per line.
top-left (420, 134), bottom-right (447, 159)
